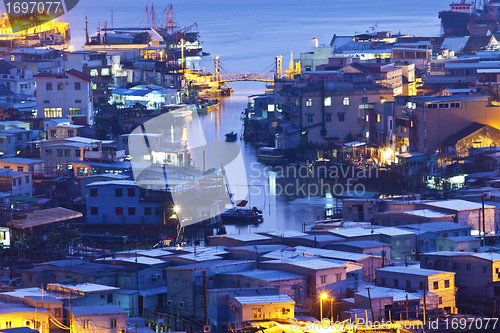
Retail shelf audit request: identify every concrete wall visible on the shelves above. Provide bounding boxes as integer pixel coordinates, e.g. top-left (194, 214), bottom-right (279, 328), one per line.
top-left (0, 311), bottom-right (49, 333)
top-left (72, 313), bottom-right (127, 333)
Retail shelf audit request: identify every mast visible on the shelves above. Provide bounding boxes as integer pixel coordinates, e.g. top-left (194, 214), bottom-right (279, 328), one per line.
top-left (85, 17), bottom-right (89, 44)
top-left (152, 3), bottom-right (156, 29)
top-left (146, 5), bottom-right (149, 28)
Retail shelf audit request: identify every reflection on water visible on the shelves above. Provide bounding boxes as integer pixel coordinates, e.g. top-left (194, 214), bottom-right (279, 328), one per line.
top-left (197, 84), bottom-right (339, 233)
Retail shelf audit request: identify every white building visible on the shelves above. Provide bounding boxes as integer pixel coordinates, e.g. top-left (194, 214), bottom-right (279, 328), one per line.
top-left (34, 69), bottom-right (94, 124)
top-left (69, 305), bottom-right (127, 333)
top-left (0, 60), bottom-right (35, 96)
top-left (228, 294), bottom-right (294, 327)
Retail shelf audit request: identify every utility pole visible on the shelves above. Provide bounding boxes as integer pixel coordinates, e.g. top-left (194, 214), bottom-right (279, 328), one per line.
top-left (482, 194), bottom-right (486, 248)
top-left (406, 294), bottom-right (409, 320)
top-left (203, 271), bottom-right (208, 329)
top-left (367, 288), bottom-right (374, 321)
top-left (422, 280), bottom-right (427, 332)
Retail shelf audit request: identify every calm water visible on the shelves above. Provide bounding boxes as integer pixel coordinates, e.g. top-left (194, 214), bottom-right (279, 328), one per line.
top-left (60, 0), bottom-right (447, 232)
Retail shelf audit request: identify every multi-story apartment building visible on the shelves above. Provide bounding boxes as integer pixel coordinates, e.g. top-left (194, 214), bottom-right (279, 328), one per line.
top-left (393, 95), bottom-right (500, 158)
top-left (0, 60), bottom-right (35, 96)
top-left (376, 266), bottom-right (456, 313)
top-left (34, 69), bottom-right (94, 124)
top-left (274, 72), bottom-right (394, 144)
top-left (63, 51), bottom-right (113, 105)
top-left (420, 252), bottom-right (500, 301)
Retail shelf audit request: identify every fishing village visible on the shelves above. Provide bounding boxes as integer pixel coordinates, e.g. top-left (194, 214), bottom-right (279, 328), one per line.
top-left (0, 1), bottom-right (500, 333)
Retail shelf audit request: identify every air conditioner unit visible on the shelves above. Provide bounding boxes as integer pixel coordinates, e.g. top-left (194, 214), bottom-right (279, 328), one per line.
top-left (484, 192), bottom-right (492, 199)
top-left (152, 274), bottom-right (161, 281)
top-left (411, 249), bottom-right (416, 255)
top-left (167, 300), bottom-right (174, 306)
top-left (179, 302), bottom-right (188, 307)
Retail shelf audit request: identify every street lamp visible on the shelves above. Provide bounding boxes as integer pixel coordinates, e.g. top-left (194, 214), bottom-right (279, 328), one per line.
top-left (320, 292), bottom-right (327, 320)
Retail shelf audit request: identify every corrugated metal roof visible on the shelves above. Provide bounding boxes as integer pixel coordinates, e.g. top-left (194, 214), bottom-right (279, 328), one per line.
top-left (265, 258), bottom-right (345, 270)
top-left (48, 283), bottom-right (119, 293)
top-left (87, 180), bottom-right (137, 187)
top-left (425, 199), bottom-right (494, 211)
top-left (234, 294), bottom-right (294, 305)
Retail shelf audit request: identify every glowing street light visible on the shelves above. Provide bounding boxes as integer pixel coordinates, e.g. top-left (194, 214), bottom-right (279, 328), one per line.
top-left (173, 206), bottom-right (180, 213)
top-left (320, 292), bottom-right (327, 320)
top-left (313, 38), bottom-right (318, 48)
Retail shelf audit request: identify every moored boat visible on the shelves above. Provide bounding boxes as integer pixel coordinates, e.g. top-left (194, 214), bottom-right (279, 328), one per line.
top-left (225, 132), bottom-right (238, 142)
top-left (257, 147), bottom-right (286, 164)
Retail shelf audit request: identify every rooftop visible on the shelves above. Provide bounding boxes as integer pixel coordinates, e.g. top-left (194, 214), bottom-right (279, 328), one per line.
top-left (211, 233), bottom-right (271, 242)
top-left (265, 258), bottom-right (345, 270)
top-left (48, 283), bottom-right (120, 294)
top-left (259, 230), bottom-right (308, 238)
top-left (87, 180), bottom-right (137, 187)
top-left (224, 269), bottom-right (306, 282)
top-left (424, 199), bottom-right (494, 211)
top-left (0, 157), bottom-right (44, 165)
top-left (423, 251), bottom-right (500, 261)
top-left (233, 294), bottom-right (294, 305)
top-left (399, 222), bottom-right (472, 233)
top-left (7, 207), bottom-right (82, 229)
top-left (376, 266), bottom-right (451, 276)
top-left (441, 236), bottom-right (480, 243)
top-left (334, 240), bottom-right (390, 249)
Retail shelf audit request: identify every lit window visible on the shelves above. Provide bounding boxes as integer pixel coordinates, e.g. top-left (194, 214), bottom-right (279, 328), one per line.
top-left (376, 114), bottom-right (381, 122)
top-left (343, 97), bottom-right (349, 105)
top-left (253, 308), bottom-right (262, 319)
top-left (69, 108), bottom-right (81, 115)
top-left (324, 97), bottom-right (331, 106)
top-left (115, 207), bottom-right (123, 215)
top-left (44, 108), bottom-right (62, 118)
top-left (306, 99), bottom-right (312, 107)
top-left (90, 69), bottom-right (98, 76)
top-left (102, 68), bottom-right (110, 76)
top-left (92, 83), bottom-right (97, 90)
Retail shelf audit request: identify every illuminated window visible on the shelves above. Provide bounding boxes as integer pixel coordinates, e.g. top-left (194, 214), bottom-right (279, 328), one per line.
top-left (343, 97), bottom-right (349, 105)
top-left (376, 114), bottom-right (381, 122)
top-left (90, 69), bottom-right (98, 76)
top-left (102, 68), bottom-right (110, 76)
top-left (69, 108), bottom-right (81, 115)
top-left (10, 55), bottom-right (14, 61)
top-left (115, 207), bottom-right (123, 215)
top-left (253, 308), bottom-right (262, 319)
top-left (92, 83), bottom-right (97, 90)
top-left (44, 108), bottom-right (62, 118)
top-left (306, 99), bottom-right (312, 107)
top-left (324, 97), bottom-right (331, 106)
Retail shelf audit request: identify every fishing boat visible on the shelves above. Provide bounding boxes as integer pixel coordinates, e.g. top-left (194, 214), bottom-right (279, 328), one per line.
top-left (220, 201), bottom-right (263, 225)
top-left (197, 98), bottom-right (220, 114)
top-left (257, 147), bottom-right (286, 164)
top-left (439, 1), bottom-right (473, 35)
top-left (225, 132), bottom-right (238, 142)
